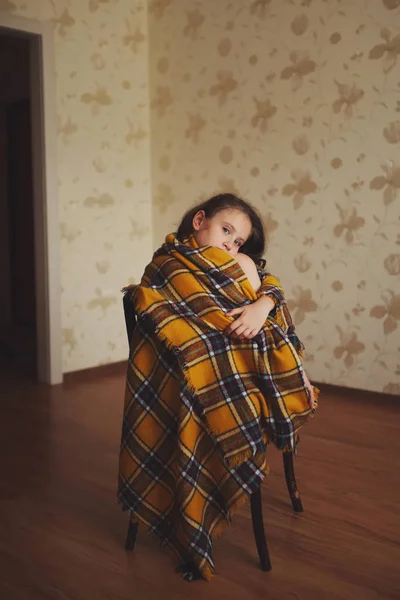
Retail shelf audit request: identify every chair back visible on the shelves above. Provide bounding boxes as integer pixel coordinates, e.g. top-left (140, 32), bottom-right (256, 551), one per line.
top-left (122, 290), bottom-right (137, 348)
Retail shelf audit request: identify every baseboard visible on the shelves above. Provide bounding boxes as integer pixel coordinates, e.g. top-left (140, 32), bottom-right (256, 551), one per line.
top-left (63, 360), bottom-right (127, 385)
top-left (62, 362), bottom-right (399, 402)
top-left (314, 381), bottom-right (399, 404)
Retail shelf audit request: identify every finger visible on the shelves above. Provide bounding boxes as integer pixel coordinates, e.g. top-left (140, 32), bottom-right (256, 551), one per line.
top-left (247, 329), bottom-right (258, 339)
top-left (226, 307), bottom-right (245, 316)
top-left (238, 329), bottom-right (251, 339)
top-left (225, 318), bottom-right (243, 334)
top-left (242, 328), bottom-right (253, 339)
top-left (231, 324), bottom-right (247, 338)
top-left (232, 328), bottom-right (246, 339)
top-left (307, 385), bottom-right (315, 408)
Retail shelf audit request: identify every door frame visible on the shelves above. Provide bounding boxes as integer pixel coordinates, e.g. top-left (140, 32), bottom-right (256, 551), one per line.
top-left (0, 13), bottom-right (62, 384)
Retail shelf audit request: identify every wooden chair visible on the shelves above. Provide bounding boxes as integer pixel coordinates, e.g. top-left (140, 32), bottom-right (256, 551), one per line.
top-left (122, 291), bottom-right (304, 579)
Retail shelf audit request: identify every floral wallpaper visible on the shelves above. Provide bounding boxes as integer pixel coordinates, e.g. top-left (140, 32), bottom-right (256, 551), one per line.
top-left (148, 0), bottom-right (400, 395)
top-left (1, 0), bottom-right (153, 373)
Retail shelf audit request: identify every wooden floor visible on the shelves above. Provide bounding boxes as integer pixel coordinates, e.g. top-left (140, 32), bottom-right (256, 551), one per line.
top-left (0, 366), bottom-right (399, 600)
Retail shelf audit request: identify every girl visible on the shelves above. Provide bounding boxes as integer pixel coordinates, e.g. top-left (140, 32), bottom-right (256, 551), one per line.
top-left (119, 193), bottom-right (318, 581)
top-left (177, 193), bottom-right (315, 406)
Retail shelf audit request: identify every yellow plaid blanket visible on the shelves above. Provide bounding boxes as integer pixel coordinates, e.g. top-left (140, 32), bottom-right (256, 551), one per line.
top-left (118, 234), bottom-right (318, 579)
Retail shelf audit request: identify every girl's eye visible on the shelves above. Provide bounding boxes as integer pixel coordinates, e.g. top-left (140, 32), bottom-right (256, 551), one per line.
top-left (223, 226), bottom-right (230, 234)
top-left (234, 240), bottom-right (241, 247)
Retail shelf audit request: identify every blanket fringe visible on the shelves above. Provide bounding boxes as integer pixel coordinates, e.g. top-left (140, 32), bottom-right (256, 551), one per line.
top-left (180, 455), bottom-right (269, 581)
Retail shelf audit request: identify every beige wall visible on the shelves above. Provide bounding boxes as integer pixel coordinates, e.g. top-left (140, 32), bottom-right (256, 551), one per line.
top-left (148, 0), bottom-right (400, 394)
top-left (1, 0), bottom-right (153, 372)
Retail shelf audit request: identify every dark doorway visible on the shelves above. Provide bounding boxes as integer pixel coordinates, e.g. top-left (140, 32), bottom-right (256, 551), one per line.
top-left (0, 32), bottom-right (36, 377)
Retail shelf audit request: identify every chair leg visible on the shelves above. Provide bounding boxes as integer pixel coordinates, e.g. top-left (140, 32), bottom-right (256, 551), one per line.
top-left (283, 452), bottom-right (304, 513)
top-left (125, 514), bottom-right (138, 551)
top-left (250, 487), bottom-right (272, 572)
top-left (176, 561), bottom-right (203, 582)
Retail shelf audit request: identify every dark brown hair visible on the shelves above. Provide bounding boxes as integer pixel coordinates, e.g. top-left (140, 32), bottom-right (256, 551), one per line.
top-left (176, 193), bottom-right (266, 267)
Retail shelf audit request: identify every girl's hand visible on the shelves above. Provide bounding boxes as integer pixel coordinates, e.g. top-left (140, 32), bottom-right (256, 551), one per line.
top-left (303, 371), bottom-right (315, 409)
top-left (225, 296), bottom-right (275, 339)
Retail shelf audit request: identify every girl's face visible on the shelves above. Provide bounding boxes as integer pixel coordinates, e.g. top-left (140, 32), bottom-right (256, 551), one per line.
top-left (192, 208), bottom-right (252, 256)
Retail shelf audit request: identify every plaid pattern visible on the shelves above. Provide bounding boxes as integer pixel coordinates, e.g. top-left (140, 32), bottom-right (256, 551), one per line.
top-left (118, 234), bottom-right (319, 580)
